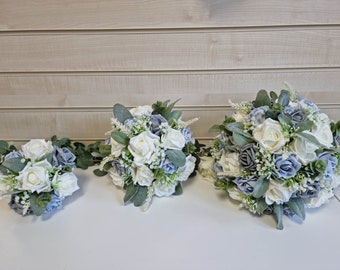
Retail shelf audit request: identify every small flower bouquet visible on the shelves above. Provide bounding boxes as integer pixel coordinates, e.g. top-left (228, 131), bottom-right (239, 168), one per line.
top-left (0, 138), bottom-right (79, 216)
top-left (205, 85), bottom-right (340, 229)
top-left (94, 100), bottom-right (201, 210)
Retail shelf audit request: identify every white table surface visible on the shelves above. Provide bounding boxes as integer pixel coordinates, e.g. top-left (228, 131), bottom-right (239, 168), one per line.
top-left (1, 168), bottom-right (339, 270)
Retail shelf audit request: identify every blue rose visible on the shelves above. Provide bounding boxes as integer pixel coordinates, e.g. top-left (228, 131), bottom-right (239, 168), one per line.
top-left (299, 99), bottom-right (319, 114)
top-left (232, 176), bottom-right (257, 195)
top-left (249, 106), bottom-right (268, 125)
top-left (181, 127), bottom-right (195, 143)
top-left (318, 152), bottom-right (338, 180)
top-left (45, 193), bottom-right (64, 213)
top-left (293, 181), bottom-right (321, 199)
top-left (283, 106), bottom-right (306, 126)
top-left (4, 151), bottom-right (23, 161)
top-left (274, 153), bottom-right (301, 179)
top-left (160, 158), bottom-right (177, 174)
top-left (53, 146), bottom-right (76, 168)
top-left (149, 114), bottom-right (167, 135)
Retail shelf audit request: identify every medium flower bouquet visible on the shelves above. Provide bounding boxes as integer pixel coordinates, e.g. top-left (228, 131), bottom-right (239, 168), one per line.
top-left (0, 137), bottom-right (79, 216)
top-left (203, 85), bottom-right (340, 229)
top-left (93, 100), bottom-right (201, 210)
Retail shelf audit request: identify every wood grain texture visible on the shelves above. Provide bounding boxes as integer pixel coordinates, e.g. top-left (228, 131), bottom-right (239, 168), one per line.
top-left (1, 29), bottom-right (340, 72)
top-left (1, 70), bottom-right (340, 107)
top-left (1, 0), bottom-right (340, 31)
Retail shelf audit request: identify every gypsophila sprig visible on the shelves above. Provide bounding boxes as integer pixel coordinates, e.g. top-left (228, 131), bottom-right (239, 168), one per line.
top-left (93, 100), bottom-right (202, 210)
top-left (200, 85), bottom-right (340, 229)
top-left (0, 138), bottom-right (80, 216)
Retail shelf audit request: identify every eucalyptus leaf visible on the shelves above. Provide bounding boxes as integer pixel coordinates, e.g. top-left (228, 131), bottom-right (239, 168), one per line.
top-left (93, 168), bottom-right (108, 177)
top-left (232, 133), bottom-right (253, 147)
top-left (269, 91), bottom-right (278, 100)
top-left (296, 120), bottom-right (314, 132)
top-left (287, 198), bottom-right (305, 220)
top-left (133, 186), bottom-right (148, 207)
top-left (209, 124), bottom-right (223, 133)
top-left (254, 89), bottom-right (271, 108)
top-left (165, 149), bottom-right (186, 167)
top-left (226, 122), bottom-right (252, 139)
top-left (99, 144), bottom-right (112, 155)
top-left (278, 113), bottom-right (292, 126)
top-left (173, 182), bottom-right (183, 196)
top-left (1, 158), bottom-right (26, 174)
top-left (252, 178), bottom-right (269, 198)
top-left (256, 198), bottom-right (268, 214)
top-left (0, 140), bottom-right (9, 155)
top-left (124, 184), bottom-right (139, 204)
top-left (30, 192), bottom-right (52, 216)
top-left (278, 90), bottom-right (290, 107)
top-left (273, 203), bottom-right (284, 230)
top-left (113, 103), bottom-right (133, 123)
top-left (111, 131), bottom-right (129, 146)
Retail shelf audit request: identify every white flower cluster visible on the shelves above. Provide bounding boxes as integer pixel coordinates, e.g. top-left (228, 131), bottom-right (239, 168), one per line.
top-left (0, 139), bottom-right (79, 216)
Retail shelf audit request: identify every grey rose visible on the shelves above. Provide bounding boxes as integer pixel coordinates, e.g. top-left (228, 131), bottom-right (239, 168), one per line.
top-left (238, 144), bottom-right (257, 171)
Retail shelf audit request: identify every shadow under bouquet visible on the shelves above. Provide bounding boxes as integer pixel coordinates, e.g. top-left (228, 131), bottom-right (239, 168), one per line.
top-left (0, 137), bottom-right (80, 216)
top-left (204, 85), bottom-right (340, 229)
top-left (93, 100), bottom-right (201, 210)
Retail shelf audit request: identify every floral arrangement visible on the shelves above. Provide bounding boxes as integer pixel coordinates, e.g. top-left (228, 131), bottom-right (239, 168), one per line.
top-left (203, 85), bottom-right (340, 229)
top-left (93, 100), bottom-right (201, 210)
top-left (0, 137), bottom-right (80, 216)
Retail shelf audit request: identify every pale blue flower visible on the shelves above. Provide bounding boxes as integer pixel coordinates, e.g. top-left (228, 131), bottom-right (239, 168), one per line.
top-left (299, 99), bottom-right (319, 114)
top-left (149, 114), bottom-right (167, 135)
top-left (274, 153), bottom-right (301, 179)
top-left (318, 152), bottom-right (338, 180)
top-left (249, 106), bottom-right (268, 125)
top-left (233, 176), bottom-right (257, 195)
top-left (53, 146), bottom-right (76, 168)
top-left (293, 182), bottom-right (321, 199)
top-left (4, 151), bottom-right (23, 161)
top-left (160, 158), bottom-right (177, 174)
top-left (45, 193), bottom-right (64, 213)
top-left (283, 106), bottom-right (306, 126)
top-left (181, 127), bottom-right (195, 143)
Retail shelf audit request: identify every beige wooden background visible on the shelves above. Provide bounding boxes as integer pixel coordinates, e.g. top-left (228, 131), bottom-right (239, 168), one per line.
top-left (1, 0), bottom-right (340, 143)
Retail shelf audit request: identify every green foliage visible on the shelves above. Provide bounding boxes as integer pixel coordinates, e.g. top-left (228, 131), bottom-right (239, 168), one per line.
top-left (93, 168), bottom-right (108, 177)
top-left (165, 149), bottom-right (186, 167)
top-left (173, 182), bottom-right (183, 196)
top-left (256, 198), bottom-right (268, 215)
top-left (0, 140), bottom-right (17, 155)
top-left (29, 192), bottom-right (52, 216)
top-left (111, 131), bottom-right (129, 145)
top-left (226, 122), bottom-right (253, 147)
top-left (252, 178), bottom-right (269, 198)
top-left (113, 103), bottom-right (133, 123)
top-left (152, 99), bottom-right (180, 122)
top-left (277, 89), bottom-right (290, 107)
top-left (273, 203), bottom-right (284, 230)
top-left (1, 158), bottom-right (27, 174)
top-left (133, 186), bottom-right (148, 207)
top-left (123, 184), bottom-right (139, 204)
top-left (254, 89), bottom-right (271, 108)
top-left (287, 198), bottom-right (305, 220)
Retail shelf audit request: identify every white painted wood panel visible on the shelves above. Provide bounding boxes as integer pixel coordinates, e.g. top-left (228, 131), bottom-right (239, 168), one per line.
top-left (1, 0), bottom-right (339, 31)
top-left (0, 70), bottom-right (340, 107)
top-left (1, 29), bottom-right (340, 72)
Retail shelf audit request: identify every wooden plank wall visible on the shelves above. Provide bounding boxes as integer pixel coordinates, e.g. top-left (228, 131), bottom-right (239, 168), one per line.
top-left (1, 0), bottom-right (340, 143)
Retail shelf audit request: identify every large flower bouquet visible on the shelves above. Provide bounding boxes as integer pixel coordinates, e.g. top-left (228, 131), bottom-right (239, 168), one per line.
top-left (0, 138), bottom-right (79, 216)
top-left (94, 100), bottom-right (201, 210)
top-left (205, 86), bottom-right (340, 229)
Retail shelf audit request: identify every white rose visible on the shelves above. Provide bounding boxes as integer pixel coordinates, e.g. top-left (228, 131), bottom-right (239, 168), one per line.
top-left (175, 155), bottom-right (196, 181)
top-left (198, 156), bottom-right (216, 180)
top-left (216, 152), bottom-right (240, 177)
top-left (21, 139), bottom-right (53, 161)
top-left (253, 119), bottom-right (287, 153)
top-left (162, 128), bottom-right (186, 150)
top-left (17, 160), bottom-right (52, 193)
top-left (52, 172), bottom-right (79, 198)
top-left (228, 187), bottom-right (243, 202)
top-left (265, 179), bottom-right (293, 205)
top-left (132, 165), bottom-right (154, 186)
top-left (129, 105), bottom-right (152, 117)
top-left (289, 134), bottom-right (318, 165)
top-left (110, 138), bottom-right (124, 157)
top-left (304, 189), bottom-right (334, 208)
top-left (153, 180), bottom-right (177, 197)
top-left (110, 168), bottom-right (124, 187)
top-left (128, 131), bottom-right (160, 166)
top-left (312, 121), bottom-right (333, 148)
